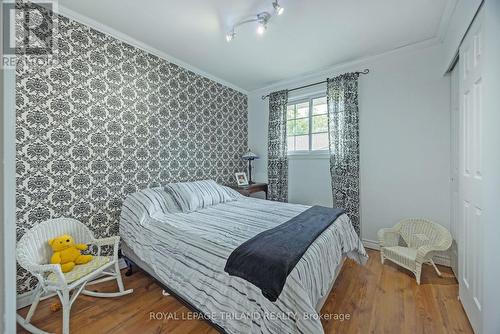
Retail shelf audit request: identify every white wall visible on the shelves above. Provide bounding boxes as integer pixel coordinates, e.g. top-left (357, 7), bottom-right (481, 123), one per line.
top-left (481, 1), bottom-right (500, 332)
top-left (287, 156), bottom-right (333, 207)
top-left (248, 44), bottom-right (451, 245)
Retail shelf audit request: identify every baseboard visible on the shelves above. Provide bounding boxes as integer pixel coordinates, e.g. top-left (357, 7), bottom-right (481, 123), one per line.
top-left (17, 258), bottom-right (127, 309)
top-left (362, 239), bottom-right (451, 268)
top-left (16, 290), bottom-right (53, 311)
top-left (362, 238), bottom-right (380, 251)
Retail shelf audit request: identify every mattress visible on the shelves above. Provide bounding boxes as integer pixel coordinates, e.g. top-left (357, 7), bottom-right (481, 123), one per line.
top-left (120, 187), bottom-right (367, 334)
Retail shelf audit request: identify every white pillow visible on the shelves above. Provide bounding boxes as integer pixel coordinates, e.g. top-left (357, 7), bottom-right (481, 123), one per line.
top-left (165, 180), bottom-right (240, 213)
top-left (121, 187), bottom-right (181, 226)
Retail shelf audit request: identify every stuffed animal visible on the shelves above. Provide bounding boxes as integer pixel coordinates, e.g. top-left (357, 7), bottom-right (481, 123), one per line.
top-left (48, 234), bottom-right (93, 273)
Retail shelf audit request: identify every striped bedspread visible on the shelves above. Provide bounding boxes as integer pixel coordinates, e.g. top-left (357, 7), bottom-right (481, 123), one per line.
top-left (120, 187), bottom-right (367, 334)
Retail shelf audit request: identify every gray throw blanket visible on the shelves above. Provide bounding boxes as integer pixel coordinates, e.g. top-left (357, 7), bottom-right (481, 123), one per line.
top-left (224, 206), bottom-right (345, 302)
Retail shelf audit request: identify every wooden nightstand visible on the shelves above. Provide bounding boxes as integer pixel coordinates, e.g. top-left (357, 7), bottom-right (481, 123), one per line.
top-left (230, 183), bottom-right (268, 199)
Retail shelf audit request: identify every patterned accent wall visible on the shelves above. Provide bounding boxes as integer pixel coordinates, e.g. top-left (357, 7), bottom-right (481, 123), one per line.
top-left (16, 11), bottom-right (247, 293)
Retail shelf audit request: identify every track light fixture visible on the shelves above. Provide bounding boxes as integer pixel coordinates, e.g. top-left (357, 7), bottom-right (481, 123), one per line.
top-left (225, 1), bottom-right (284, 42)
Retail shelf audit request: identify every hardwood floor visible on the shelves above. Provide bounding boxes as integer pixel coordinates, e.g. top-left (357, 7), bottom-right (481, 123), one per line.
top-left (18, 249), bottom-right (472, 334)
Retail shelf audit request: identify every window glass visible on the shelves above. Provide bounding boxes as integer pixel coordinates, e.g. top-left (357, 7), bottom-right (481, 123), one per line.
top-left (312, 133), bottom-right (329, 150)
top-left (295, 135), bottom-right (309, 151)
top-left (296, 102), bottom-right (309, 118)
top-left (286, 96), bottom-right (329, 153)
top-left (287, 120), bottom-right (295, 136)
top-left (295, 118), bottom-right (309, 135)
top-left (312, 115), bottom-right (328, 133)
top-left (312, 97), bottom-right (327, 115)
top-left (287, 136), bottom-right (295, 151)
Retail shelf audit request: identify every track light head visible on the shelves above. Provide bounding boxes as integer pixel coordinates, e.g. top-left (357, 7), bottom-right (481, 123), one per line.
top-left (273, 1), bottom-right (284, 15)
top-left (257, 22), bottom-right (267, 35)
top-left (256, 12), bottom-right (271, 35)
top-left (226, 30), bottom-right (235, 42)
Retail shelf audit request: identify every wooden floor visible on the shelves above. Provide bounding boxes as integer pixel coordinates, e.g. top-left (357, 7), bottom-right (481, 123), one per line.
top-left (18, 249), bottom-right (472, 334)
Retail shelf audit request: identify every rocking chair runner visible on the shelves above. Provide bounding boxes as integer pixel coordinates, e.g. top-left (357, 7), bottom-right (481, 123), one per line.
top-left (16, 218), bottom-right (133, 334)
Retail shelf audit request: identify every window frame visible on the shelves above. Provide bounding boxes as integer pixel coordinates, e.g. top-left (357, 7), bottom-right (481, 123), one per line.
top-left (286, 93), bottom-right (329, 156)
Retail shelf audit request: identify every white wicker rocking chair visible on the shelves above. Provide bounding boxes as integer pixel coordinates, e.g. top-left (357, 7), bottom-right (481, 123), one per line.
top-left (16, 218), bottom-right (133, 334)
top-left (378, 218), bottom-right (452, 284)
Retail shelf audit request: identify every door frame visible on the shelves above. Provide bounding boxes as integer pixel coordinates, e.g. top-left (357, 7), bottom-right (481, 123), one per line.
top-left (1, 0), bottom-right (17, 328)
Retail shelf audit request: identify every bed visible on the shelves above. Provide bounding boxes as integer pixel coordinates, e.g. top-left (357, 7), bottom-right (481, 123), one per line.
top-left (119, 181), bottom-right (367, 334)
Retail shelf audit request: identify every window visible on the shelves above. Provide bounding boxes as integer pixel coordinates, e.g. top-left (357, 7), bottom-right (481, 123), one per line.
top-left (287, 96), bottom-right (328, 153)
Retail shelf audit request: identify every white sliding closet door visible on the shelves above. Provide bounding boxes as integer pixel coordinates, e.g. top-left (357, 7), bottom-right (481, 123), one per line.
top-left (458, 9), bottom-right (483, 334)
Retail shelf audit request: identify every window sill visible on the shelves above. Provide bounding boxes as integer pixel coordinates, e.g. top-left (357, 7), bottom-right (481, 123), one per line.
top-left (287, 151), bottom-right (330, 160)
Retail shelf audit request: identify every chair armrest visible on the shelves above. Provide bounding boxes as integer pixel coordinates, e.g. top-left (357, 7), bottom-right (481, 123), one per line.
top-left (416, 244), bottom-right (436, 263)
top-left (30, 263), bottom-right (66, 287)
top-left (416, 238), bottom-right (452, 264)
top-left (378, 227), bottom-right (400, 247)
top-left (91, 236), bottom-right (120, 247)
top-left (90, 236), bottom-right (120, 259)
top-left (31, 263), bottom-right (62, 273)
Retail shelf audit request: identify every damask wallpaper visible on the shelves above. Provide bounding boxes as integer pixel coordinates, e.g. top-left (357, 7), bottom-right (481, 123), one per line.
top-left (16, 10), bottom-right (248, 293)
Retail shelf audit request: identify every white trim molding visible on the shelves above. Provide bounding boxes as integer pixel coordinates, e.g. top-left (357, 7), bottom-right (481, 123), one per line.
top-left (2, 68), bottom-right (17, 334)
top-left (362, 239), bottom-right (451, 268)
top-left (441, 0), bottom-right (483, 74)
top-left (287, 152), bottom-right (329, 160)
top-left (362, 239), bottom-right (380, 251)
top-left (436, 0), bottom-right (459, 42)
top-left (252, 36), bottom-right (441, 95)
top-left (55, 5), bottom-right (248, 95)
top-left (55, 2), bottom-right (452, 95)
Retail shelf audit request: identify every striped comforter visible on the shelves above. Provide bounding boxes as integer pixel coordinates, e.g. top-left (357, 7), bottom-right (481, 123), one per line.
top-left (120, 187), bottom-right (367, 334)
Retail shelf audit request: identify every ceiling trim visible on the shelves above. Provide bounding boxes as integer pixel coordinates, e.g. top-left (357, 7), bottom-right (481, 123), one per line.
top-left (254, 0), bottom-right (456, 93)
top-left (253, 36), bottom-right (442, 94)
top-left (55, 4), bottom-right (249, 95)
top-left (436, 0), bottom-right (459, 42)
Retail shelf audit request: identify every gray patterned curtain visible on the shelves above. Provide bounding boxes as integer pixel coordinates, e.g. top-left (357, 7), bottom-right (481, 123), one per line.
top-left (267, 90), bottom-right (289, 202)
top-left (327, 73), bottom-right (360, 235)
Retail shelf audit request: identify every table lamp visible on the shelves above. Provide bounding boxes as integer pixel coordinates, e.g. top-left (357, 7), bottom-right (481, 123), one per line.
top-left (241, 150), bottom-right (259, 184)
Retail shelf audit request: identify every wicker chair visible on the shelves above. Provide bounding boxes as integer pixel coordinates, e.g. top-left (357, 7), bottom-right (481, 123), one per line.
top-left (16, 218), bottom-right (133, 334)
top-left (378, 218), bottom-right (452, 284)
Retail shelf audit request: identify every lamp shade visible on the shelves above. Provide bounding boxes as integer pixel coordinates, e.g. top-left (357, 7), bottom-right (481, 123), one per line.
top-left (242, 150), bottom-right (259, 160)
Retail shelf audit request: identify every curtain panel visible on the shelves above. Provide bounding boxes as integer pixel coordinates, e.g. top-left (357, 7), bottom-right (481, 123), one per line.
top-left (267, 90), bottom-right (289, 202)
top-left (327, 73), bottom-right (360, 235)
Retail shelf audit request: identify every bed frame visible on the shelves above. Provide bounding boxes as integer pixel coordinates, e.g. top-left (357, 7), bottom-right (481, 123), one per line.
top-left (121, 243), bottom-right (345, 333)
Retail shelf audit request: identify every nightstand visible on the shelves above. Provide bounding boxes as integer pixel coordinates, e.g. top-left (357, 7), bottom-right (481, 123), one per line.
top-left (230, 183), bottom-right (268, 199)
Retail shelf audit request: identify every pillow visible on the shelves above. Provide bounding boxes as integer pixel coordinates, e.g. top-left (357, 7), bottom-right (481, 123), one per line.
top-left (165, 180), bottom-right (240, 213)
top-left (121, 187), bottom-right (180, 226)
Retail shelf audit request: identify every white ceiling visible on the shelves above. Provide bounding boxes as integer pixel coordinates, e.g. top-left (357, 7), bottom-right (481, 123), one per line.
top-left (58, 0), bottom-right (450, 91)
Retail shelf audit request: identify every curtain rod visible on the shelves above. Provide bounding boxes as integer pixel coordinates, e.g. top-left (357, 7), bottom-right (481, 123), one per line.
top-left (261, 69), bottom-right (370, 100)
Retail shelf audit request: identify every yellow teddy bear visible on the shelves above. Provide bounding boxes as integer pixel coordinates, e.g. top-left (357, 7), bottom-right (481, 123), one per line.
top-left (48, 234), bottom-right (93, 273)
